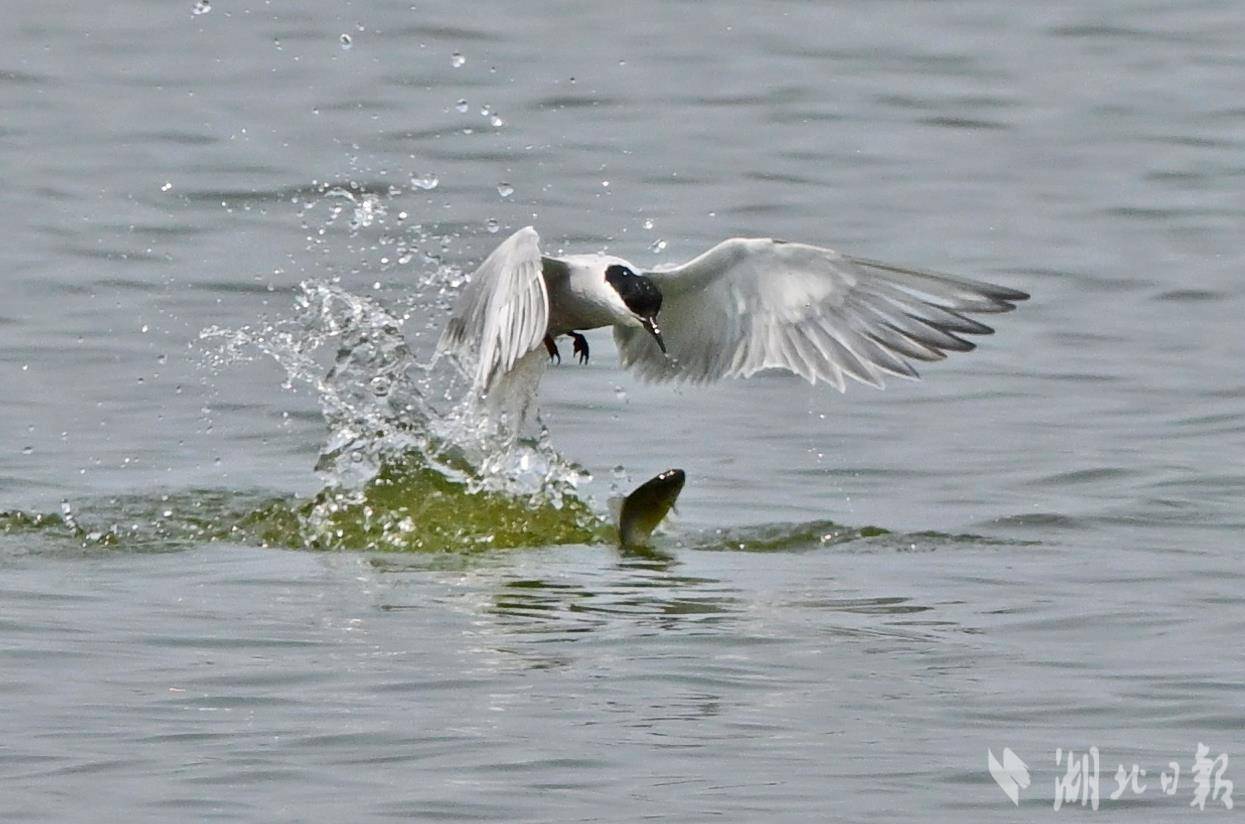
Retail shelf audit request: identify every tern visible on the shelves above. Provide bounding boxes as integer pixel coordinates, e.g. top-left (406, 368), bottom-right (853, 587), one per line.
top-left (439, 226), bottom-right (1027, 392)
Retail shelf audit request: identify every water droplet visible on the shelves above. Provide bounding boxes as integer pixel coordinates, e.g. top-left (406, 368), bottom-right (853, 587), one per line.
top-left (613, 384), bottom-right (628, 402)
top-left (410, 172), bottom-right (439, 190)
top-left (191, 0), bottom-right (211, 15)
top-left (612, 465), bottom-right (628, 480)
top-left (489, 114), bottom-right (504, 128)
top-left (601, 180), bottom-right (610, 188)
top-left (397, 211), bottom-right (408, 221)
top-left (496, 182), bottom-right (514, 198)
top-left (479, 104), bottom-right (491, 116)
top-left (643, 218), bottom-right (654, 230)
top-left (450, 52), bottom-right (466, 68)
top-left (455, 98), bottom-right (469, 113)
top-left (485, 218), bottom-right (500, 234)
top-left (340, 34), bottom-right (353, 49)
top-left (649, 239), bottom-right (667, 253)
top-left (21, 446), bottom-right (33, 455)
top-left (161, 181), bottom-right (173, 192)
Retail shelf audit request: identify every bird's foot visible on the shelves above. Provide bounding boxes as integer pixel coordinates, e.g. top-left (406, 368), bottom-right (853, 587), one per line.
top-left (543, 334), bottom-right (561, 364)
top-left (569, 331), bottom-right (589, 364)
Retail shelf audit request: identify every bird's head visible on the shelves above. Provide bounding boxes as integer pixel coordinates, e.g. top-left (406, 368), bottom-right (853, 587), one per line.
top-left (605, 264), bottom-right (666, 354)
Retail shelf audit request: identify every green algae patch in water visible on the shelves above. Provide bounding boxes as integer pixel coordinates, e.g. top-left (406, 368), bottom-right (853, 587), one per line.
top-left (1, 510), bottom-right (66, 533)
top-left (239, 460), bottom-right (608, 552)
top-left (3, 459), bottom-right (610, 554)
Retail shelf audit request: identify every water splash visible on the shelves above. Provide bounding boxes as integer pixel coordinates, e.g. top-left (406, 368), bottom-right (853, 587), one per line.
top-left (203, 277), bottom-right (580, 482)
top-left (195, 232), bottom-right (594, 553)
top-left (409, 172), bottom-right (439, 191)
top-left (316, 186), bottom-right (384, 231)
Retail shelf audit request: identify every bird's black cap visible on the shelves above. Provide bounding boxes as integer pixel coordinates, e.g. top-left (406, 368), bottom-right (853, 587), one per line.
top-left (604, 265), bottom-right (662, 318)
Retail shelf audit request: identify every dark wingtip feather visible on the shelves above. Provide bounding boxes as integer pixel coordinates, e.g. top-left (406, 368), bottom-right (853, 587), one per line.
top-left (984, 286), bottom-right (1029, 310)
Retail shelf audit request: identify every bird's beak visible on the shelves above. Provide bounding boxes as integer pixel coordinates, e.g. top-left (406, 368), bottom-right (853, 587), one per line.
top-left (642, 316), bottom-right (667, 354)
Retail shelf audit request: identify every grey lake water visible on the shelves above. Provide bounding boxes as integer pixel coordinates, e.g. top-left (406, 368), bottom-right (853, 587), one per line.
top-left (3, 0), bottom-right (1244, 820)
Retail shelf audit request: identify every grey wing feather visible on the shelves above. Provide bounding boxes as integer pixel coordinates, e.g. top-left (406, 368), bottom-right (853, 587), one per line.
top-left (617, 238), bottom-right (1027, 390)
top-left (438, 226), bottom-right (548, 391)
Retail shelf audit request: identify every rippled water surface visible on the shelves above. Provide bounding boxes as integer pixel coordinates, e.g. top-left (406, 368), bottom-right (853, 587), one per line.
top-left (3, 1), bottom-right (1244, 820)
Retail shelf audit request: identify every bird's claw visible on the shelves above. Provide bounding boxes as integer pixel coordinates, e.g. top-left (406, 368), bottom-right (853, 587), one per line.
top-left (569, 332), bottom-right (589, 365)
top-left (543, 335), bottom-right (561, 364)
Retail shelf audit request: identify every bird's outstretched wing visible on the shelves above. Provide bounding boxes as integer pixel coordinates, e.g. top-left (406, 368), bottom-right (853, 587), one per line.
top-left (438, 226), bottom-right (548, 391)
top-left (615, 237), bottom-right (1028, 389)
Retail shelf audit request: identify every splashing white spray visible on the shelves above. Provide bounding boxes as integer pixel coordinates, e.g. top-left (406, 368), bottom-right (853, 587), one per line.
top-left (201, 278), bottom-right (586, 505)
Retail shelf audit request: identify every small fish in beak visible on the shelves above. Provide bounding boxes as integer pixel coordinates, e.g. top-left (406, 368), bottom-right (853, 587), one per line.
top-left (642, 315), bottom-right (667, 354)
